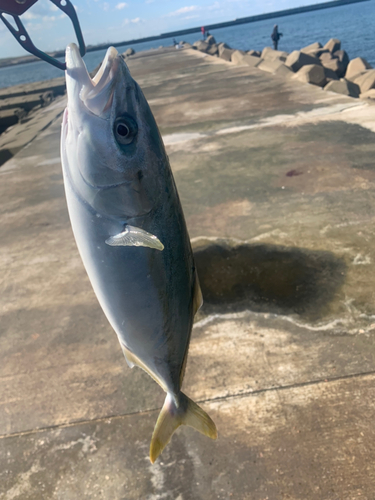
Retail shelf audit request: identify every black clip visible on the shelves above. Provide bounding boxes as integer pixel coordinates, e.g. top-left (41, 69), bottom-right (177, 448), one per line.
top-left (0, 0), bottom-right (85, 70)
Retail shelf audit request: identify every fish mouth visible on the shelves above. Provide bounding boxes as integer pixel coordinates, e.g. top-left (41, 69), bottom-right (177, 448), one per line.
top-left (66, 43), bottom-right (121, 117)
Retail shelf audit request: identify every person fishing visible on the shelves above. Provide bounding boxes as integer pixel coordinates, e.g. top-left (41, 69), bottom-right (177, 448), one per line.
top-left (271, 24), bottom-right (283, 50)
top-left (201, 26), bottom-right (206, 39)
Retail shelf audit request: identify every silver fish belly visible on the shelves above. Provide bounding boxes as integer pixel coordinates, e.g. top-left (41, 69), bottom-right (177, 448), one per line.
top-left (60, 44), bottom-right (217, 463)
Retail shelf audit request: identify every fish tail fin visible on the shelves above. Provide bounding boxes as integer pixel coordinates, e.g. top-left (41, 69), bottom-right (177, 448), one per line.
top-left (149, 392), bottom-right (217, 464)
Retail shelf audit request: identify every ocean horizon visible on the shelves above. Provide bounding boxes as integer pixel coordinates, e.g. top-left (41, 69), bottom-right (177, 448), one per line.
top-left (0, 0), bottom-right (374, 89)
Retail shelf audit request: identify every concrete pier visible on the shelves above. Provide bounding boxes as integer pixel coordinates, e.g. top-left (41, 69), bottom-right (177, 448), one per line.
top-left (1, 47), bottom-right (375, 499)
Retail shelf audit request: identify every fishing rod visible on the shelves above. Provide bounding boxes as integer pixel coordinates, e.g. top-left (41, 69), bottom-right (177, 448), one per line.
top-left (0, 0), bottom-right (85, 70)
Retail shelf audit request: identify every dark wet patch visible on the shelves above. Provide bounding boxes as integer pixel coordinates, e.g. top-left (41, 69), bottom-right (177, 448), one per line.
top-left (286, 169), bottom-right (303, 177)
top-left (293, 121), bottom-right (375, 172)
top-left (295, 121), bottom-right (375, 147)
top-left (194, 240), bottom-right (346, 320)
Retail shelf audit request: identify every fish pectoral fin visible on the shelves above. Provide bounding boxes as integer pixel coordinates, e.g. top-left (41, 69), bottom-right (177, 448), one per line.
top-left (149, 392), bottom-right (217, 464)
top-left (105, 225), bottom-right (164, 251)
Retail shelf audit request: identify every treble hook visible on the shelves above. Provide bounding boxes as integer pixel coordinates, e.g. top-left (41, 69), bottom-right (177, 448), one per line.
top-left (0, 0), bottom-right (85, 70)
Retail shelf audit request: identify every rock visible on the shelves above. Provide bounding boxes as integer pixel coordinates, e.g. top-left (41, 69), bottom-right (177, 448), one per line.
top-left (206, 35), bottom-right (216, 45)
top-left (345, 57), bottom-right (372, 80)
top-left (323, 67), bottom-right (339, 81)
top-left (301, 42), bottom-right (322, 53)
top-left (305, 49), bottom-right (325, 58)
top-left (182, 42), bottom-right (192, 48)
top-left (219, 48), bottom-right (235, 62)
top-left (351, 70), bottom-right (371, 83)
top-left (293, 64), bottom-right (326, 87)
top-left (218, 42), bottom-right (231, 55)
top-left (352, 69), bottom-right (375, 93)
top-left (360, 89), bottom-right (375, 100)
top-left (193, 40), bottom-right (210, 52)
top-left (324, 79), bottom-right (360, 97)
top-left (334, 50), bottom-right (349, 66)
top-left (261, 46), bottom-right (273, 58)
top-left (322, 58), bottom-right (346, 78)
top-left (323, 38), bottom-right (341, 53)
top-left (257, 59), bottom-right (286, 73)
top-left (305, 48), bottom-right (329, 59)
top-left (179, 40), bottom-right (186, 45)
top-left (206, 44), bottom-right (219, 56)
top-left (242, 55), bottom-right (263, 67)
top-left (320, 52), bottom-right (334, 63)
top-left (124, 47), bottom-right (135, 57)
top-left (231, 50), bottom-right (246, 65)
top-left (274, 64), bottom-right (294, 78)
top-left (261, 47), bottom-right (288, 62)
top-left (285, 50), bottom-right (321, 72)
top-left (247, 50), bottom-right (261, 57)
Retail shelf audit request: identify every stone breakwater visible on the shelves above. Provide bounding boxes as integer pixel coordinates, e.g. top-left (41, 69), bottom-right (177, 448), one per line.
top-left (187, 35), bottom-right (375, 100)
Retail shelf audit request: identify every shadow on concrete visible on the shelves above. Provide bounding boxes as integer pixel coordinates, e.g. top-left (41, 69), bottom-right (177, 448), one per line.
top-left (193, 239), bottom-right (346, 320)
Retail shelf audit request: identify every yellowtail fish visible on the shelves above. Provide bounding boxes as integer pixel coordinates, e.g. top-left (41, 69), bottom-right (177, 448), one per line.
top-left (60, 43), bottom-right (217, 463)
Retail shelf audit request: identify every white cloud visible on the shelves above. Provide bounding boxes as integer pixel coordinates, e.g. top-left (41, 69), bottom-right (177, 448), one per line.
top-left (122, 16), bottom-right (141, 26)
top-left (23, 11), bottom-right (38, 20)
top-left (167, 5), bottom-right (199, 17)
top-left (115, 2), bottom-right (128, 9)
top-left (102, 2), bottom-right (110, 11)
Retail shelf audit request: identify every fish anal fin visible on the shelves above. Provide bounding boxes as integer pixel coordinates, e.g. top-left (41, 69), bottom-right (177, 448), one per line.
top-left (120, 343), bottom-right (135, 368)
top-left (150, 392), bottom-right (217, 464)
top-left (121, 344), bottom-right (168, 392)
top-left (193, 270), bottom-right (203, 316)
top-left (105, 225), bottom-right (164, 251)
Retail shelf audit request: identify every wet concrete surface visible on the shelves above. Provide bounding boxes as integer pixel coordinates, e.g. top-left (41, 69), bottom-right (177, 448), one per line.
top-left (2, 48), bottom-right (375, 499)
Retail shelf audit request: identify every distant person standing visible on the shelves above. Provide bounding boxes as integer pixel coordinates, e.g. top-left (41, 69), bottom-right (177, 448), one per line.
top-left (201, 26), bottom-right (206, 39)
top-left (271, 24), bottom-right (283, 50)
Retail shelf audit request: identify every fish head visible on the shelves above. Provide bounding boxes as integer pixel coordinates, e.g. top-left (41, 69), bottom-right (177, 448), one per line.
top-left (62, 43), bottom-right (167, 219)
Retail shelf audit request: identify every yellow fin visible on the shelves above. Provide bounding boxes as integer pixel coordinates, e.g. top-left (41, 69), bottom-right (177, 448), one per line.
top-left (121, 344), bottom-right (168, 392)
top-left (193, 271), bottom-right (203, 316)
top-left (150, 392), bottom-right (217, 464)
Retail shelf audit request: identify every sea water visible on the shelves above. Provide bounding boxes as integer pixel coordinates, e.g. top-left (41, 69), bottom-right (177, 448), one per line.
top-left (0, 0), bottom-right (374, 89)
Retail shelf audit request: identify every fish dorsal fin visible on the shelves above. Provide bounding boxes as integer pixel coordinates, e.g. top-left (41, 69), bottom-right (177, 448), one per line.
top-left (105, 225), bottom-right (164, 251)
top-left (193, 270), bottom-right (203, 316)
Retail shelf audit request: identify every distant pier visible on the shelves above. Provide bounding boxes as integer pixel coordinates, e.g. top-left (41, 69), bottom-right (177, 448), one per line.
top-left (94, 0), bottom-right (370, 52)
top-left (162, 0), bottom-right (370, 38)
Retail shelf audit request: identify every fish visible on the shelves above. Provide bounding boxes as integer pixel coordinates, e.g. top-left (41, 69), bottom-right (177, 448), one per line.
top-left (60, 43), bottom-right (217, 463)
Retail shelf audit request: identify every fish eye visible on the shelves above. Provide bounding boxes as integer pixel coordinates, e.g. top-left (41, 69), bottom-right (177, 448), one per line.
top-left (114, 114), bottom-right (138, 145)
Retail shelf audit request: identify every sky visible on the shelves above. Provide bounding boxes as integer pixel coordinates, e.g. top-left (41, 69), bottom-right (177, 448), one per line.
top-left (0, 0), bottom-right (326, 58)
